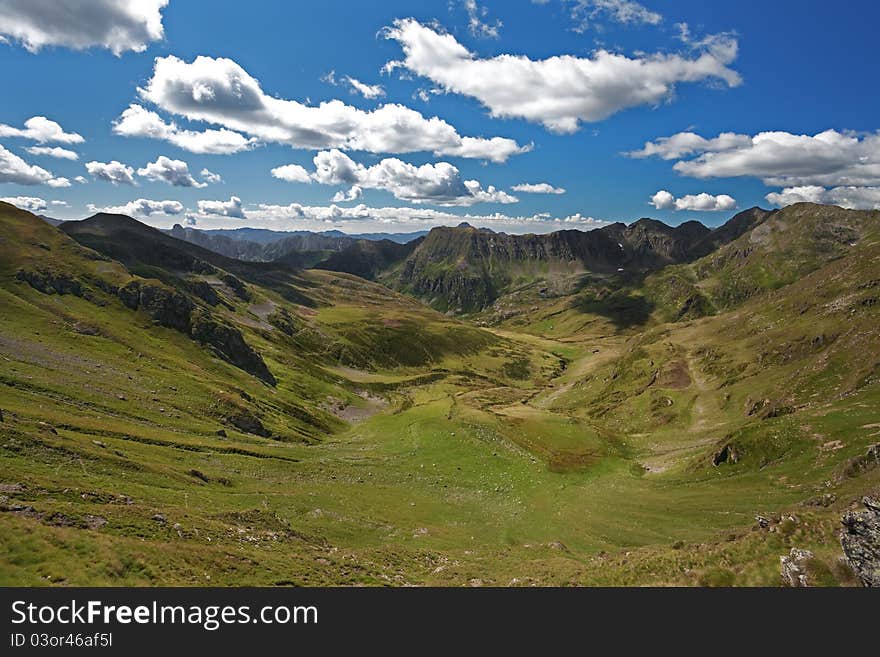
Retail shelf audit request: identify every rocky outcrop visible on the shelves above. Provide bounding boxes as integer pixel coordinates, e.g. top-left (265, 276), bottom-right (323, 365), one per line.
top-left (190, 313), bottom-right (275, 385)
top-left (221, 274), bottom-right (251, 301)
top-left (225, 409), bottom-right (270, 437)
top-left (840, 497), bottom-right (880, 587)
top-left (118, 280), bottom-right (193, 332)
top-left (118, 280), bottom-right (273, 384)
top-left (16, 269), bottom-right (84, 297)
top-left (780, 547), bottom-right (814, 587)
top-left (190, 280), bottom-right (221, 306)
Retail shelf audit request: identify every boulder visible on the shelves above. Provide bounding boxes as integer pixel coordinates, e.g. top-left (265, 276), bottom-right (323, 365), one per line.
top-left (840, 497), bottom-right (880, 587)
top-left (780, 547), bottom-right (814, 587)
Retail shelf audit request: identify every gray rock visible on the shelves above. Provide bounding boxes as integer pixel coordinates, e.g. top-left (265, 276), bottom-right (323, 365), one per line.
top-left (840, 497), bottom-right (880, 587)
top-left (85, 515), bottom-right (107, 530)
top-left (151, 513), bottom-right (167, 523)
top-left (780, 547), bottom-right (814, 587)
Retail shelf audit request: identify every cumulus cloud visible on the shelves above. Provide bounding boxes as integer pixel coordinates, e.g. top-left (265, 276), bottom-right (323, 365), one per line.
top-left (90, 198), bottom-right (185, 217)
top-left (383, 18), bottom-right (740, 133)
top-left (766, 185), bottom-right (880, 211)
top-left (85, 160), bottom-right (135, 185)
top-left (463, 0), bottom-right (502, 39)
top-left (634, 129), bottom-right (880, 187)
top-left (649, 189), bottom-right (736, 211)
top-left (74, 175), bottom-right (88, 184)
top-left (270, 163), bottom-right (311, 183)
top-left (137, 155), bottom-right (207, 188)
top-left (25, 145), bottom-right (79, 160)
top-left (197, 195), bottom-right (245, 219)
top-left (0, 116), bottom-right (84, 144)
top-left (0, 144), bottom-right (70, 186)
top-left (0, 0), bottom-right (168, 55)
top-left (274, 149), bottom-right (518, 206)
top-left (627, 131), bottom-right (751, 160)
top-left (200, 168), bottom-right (222, 184)
top-left (0, 195), bottom-right (47, 212)
top-left (511, 182), bottom-right (566, 194)
top-left (127, 55), bottom-right (526, 162)
top-left (331, 185), bottom-right (363, 202)
top-left (112, 104), bottom-right (256, 155)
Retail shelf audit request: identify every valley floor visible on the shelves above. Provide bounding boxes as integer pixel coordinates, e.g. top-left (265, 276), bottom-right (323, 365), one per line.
top-left (2, 299), bottom-right (877, 586)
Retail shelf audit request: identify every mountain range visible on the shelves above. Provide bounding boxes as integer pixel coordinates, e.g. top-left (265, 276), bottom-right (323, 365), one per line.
top-left (1, 199), bottom-right (878, 587)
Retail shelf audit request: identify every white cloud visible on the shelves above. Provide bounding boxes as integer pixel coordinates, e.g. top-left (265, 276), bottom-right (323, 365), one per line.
top-left (649, 189), bottom-right (736, 211)
top-left (74, 175), bottom-right (88, 184)
top-left (463, 0), bottom-right (502, 39)
top-left (197, 195), bottom-right (245, 219)
top-left (345, 77), bottom-right (385, 100)
top-left (50, 200), bottom-right (67, 206)
top-left (565, 1), bottom-right (662, 32)
top-left (270, 163), bottom-right (311, 183)
top-left (383, 18), bottom-right (740, 133)
top-left (0, 0), bottom-right (168, 55)
top-left (331, 185), bottom-right (363, 202)
top-left (0, 116), bottom-right (83, 144)
top-left (25, 145), bottom-right (79, 160)
top-left (635, 129), bottom-right (880, 187)
top-left (275, 149), bottom-right (518, 206)
top-left (200, 168), bottom-right (222, 184)
top-left (766, 185), bottom-right (880, 211)
top-left (137, 155), bottom-right (207, 188)
top-left (181, 201), bottom-right (610, 234)
top-left (0, 195), bottom-right (47, 212)
top-left (0, 144), bottom-right (69, 186)
top-left (511, 182), bottom-right (566, 194)
top-left (131, 55), bottom-right (527, 162)
top-left (90, 198), bottom-right (185, 217)
top-left (627, 131), bottom-right (751, 160)
top-left (85, 160), bottom-right (135, 185)
top-left (112, 104), bottom-right (256, 155)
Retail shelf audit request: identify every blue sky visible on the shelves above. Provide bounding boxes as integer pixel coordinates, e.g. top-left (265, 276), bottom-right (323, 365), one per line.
top-left (1, 0), bottom-right (878, 233)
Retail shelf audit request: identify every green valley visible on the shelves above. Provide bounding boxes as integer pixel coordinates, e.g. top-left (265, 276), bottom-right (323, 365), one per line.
top-left (1, 200), bottom-right (878, 586)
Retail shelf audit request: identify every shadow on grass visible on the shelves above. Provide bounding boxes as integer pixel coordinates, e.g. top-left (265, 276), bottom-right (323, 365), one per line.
top-left (573, 289), bottom-right (654, 329)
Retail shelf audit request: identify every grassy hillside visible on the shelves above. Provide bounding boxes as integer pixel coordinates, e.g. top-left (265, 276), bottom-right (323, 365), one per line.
top-left (1, 201), bottom-right (878, 586)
